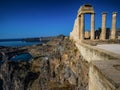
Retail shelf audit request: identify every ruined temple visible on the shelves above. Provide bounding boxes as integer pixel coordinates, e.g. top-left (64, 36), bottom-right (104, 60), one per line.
top-left (70, 4), bottom-right (120, 90)
top-left (70, 4), bottom-right (117, 41)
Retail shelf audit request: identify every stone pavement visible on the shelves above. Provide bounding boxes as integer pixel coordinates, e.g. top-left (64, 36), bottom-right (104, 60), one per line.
top-left (95, 44), bottom-right (120, 55)
top-left (92, 60), bottom-right (120, 89)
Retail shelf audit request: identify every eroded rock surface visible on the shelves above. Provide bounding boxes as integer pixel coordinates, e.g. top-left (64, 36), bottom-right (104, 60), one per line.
top-left (0, 36), bottom-right (89, 90)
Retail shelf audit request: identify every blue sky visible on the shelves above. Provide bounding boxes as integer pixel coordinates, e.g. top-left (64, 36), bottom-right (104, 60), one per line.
top-left (0, 0), bottom-right (120, 39)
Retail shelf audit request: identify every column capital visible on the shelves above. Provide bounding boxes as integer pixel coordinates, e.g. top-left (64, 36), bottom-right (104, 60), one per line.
top-left (92, 12), bottom-right (96, 14)
top-left (77, 13), bottom-right (84, 17)
top-left (77, 15), bottom-right (80, 18)
top-left (77, 14), bottom-right (80, 17)
top-left (102, 12), bottom-right (107, 14)
top-left (80, 13), bottom-right (84, 15)
top-left (112, 12), bottom-right (117, 14)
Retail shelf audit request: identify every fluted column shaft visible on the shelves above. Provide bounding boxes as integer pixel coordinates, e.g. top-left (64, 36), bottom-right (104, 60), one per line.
top-left (80, 13), bottom-right (84, 40)
top-left (111, 12), bottom-right (117, 40)
top-left (91, 13), bottom-right (95, 40)
top-left (101, 13), bottom-right (107, 40)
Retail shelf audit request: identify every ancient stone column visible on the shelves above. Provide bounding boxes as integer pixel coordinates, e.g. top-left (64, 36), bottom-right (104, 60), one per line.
top-left (101, 12), bottom-right (107, 40)
top-left (91, 13), bottom-right (95, 40)
top-left (85, 31), bottom-right (90, 39)
top-left (80, 13), bottom-right (84, 40)
top-left (111, 12), bottom-right (117, 40)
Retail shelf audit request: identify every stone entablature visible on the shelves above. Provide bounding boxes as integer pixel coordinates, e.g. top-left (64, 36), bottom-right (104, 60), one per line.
top-left (78, 4), bottom-right (94, 15)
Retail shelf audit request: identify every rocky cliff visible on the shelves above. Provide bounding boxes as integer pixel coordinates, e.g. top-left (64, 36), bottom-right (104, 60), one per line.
top-left (0, 36), bottom-right (88, 90)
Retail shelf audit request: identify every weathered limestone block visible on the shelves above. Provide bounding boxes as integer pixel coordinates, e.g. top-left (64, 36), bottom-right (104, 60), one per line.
top-left (89, 60), bottom-right (120, 90)
top-left (70, 18), bottom-right (80, 41)
top-left (85, 31), bottom-right (90, 39)
top-left (78, 4), bottom-right (94, 15)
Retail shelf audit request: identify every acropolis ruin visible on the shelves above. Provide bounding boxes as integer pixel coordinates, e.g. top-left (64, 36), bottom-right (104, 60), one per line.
top-left (70, 4), bottom-right (117, 41)
top-left (70, 4), bottom-right (120, 90)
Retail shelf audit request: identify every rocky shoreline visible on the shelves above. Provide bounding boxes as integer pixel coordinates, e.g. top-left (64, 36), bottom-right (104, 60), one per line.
top-left (0, 36), bottom-right (89, 90)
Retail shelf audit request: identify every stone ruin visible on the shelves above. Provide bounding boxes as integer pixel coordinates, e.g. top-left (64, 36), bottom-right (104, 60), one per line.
top-left (70, 4), bottom-right (117, 41)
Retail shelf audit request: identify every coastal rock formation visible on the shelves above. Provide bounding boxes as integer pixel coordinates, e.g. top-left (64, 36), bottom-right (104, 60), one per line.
top-left (0, 36), bottom-right (88, 90)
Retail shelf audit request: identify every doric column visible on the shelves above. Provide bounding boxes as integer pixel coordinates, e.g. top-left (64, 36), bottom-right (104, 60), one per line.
top-left (91, 13), bottom-right (95, 40)
top-left (101, 12), bottom-right (107, 40)
top-left (111, 12), bottom-right (117, 40)
top-left (80, 13), bottom-right (84, 40)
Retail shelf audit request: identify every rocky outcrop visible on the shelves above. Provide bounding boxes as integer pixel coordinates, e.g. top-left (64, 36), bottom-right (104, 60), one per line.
top-left (0, 36), bottom-right (89, 90)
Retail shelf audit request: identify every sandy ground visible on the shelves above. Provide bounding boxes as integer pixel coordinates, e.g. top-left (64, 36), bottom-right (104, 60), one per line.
top-left (95, 44), bottom-right (120, 55)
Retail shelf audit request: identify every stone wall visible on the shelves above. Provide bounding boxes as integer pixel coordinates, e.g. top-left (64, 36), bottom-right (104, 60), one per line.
top-left (76, 42), bottom-right (119, 62)
top-left (70, 18), bottom-right (79, 41)
top-left (75, 42), bottom-right (120, 90)
top-left (89, 60), bottom-right (120, 90)
top-left (70, 4), bottom-right (119, 90)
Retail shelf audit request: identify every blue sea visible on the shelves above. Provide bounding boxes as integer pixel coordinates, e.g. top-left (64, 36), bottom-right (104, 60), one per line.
top-left (0, 41), bottom-right (40, 62)
top-left (0, 41), bottom-right (41, 47)
top-left (10, 53), bottom-right (33, 62)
